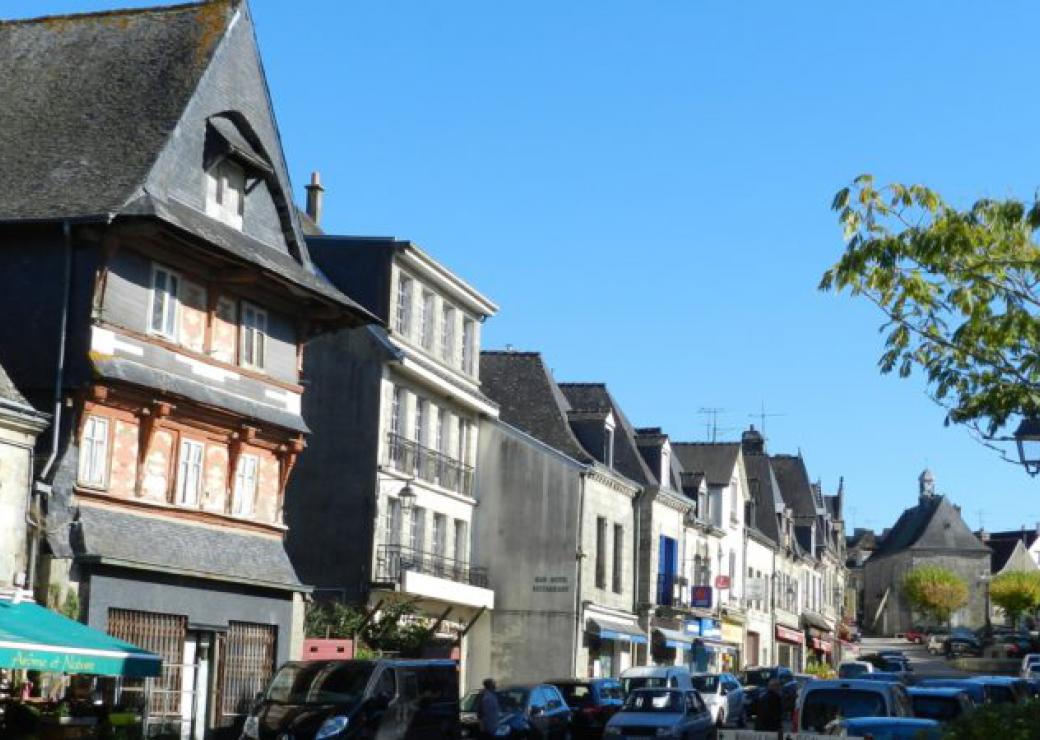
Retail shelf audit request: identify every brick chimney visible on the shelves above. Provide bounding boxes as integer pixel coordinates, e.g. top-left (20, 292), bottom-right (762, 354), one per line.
top-left (305, 170), bottom-right (324, 226)
top-left (741, 425), bottom-right (765, 455)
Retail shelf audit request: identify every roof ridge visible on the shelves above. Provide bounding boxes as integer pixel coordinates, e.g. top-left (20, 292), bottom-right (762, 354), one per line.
top-left (481, 350), bottom-right (541, 357)
top-left (672, 441), bottom-right (740, 447)
top-left (1, 1), bottom-right (217, 26)
top-left (557, 382), bottom-right (607, 388)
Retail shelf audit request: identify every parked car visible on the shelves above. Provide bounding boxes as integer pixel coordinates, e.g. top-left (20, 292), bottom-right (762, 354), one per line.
top-left (881, 656), bottom-right (913, 673)
top-left (876, 650), bottom-right (906, 659)
top-left (944, 628), bottom-right (982, 657)
top-left (243, 659), bottom-right (459, 740)
top-left (851, 672), bottom-right (912, 685)
top-left (549, 678), bottom-right (623, 739)
top-left (904, 627), bottom-right (929, 644)
top-left (969, 676), bottom-right (1030, 705)
top-left (690, 673), bottom-right (745, 727)
top-left (1020, 652), bottom-right (1040, 678)
top-left (794, 679), bottom-right (913, 733)
top-left (793, 674), bottom-right (815, 692)
top-left (740, 666), bottom-right (798, 718)
top-left (838, 661), bottom-right (874, 679)
top-left (460, 683), bottom-right (571, 739)
top-left (998, 633), bottom-right (1034, 658)
top-left (825, 717), bottom-right (942, 739)
top-left (603, 688), bottom-right (713, 739)
top-left (620, 666), bottom-right (693, 695)
top-left (906, 687), bottom-right (975, 724)
top-left (915, 679), bottom-right (986, 706)
top-left (926, 634), bottom-right (948, 655)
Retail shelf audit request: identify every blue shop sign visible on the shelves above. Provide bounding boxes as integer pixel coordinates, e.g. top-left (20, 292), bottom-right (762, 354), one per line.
top-left (690, 586), bottom-right (713, 609)
top-left (701, 618), bottom-right (721, 639)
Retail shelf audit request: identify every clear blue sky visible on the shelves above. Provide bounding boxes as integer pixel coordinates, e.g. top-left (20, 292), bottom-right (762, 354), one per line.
top-left (11, 1), bottom-right (1040, 533)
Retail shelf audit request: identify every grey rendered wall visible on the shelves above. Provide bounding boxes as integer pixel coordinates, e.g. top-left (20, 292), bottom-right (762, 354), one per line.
top-left (470, 420), bottom-right (582, 687)
top-left (87, 567), bottom-right (295, 664)
top-left (284, 326), bottom-right (384, 597)
top-left (100, 248), bottom-right (299, 384)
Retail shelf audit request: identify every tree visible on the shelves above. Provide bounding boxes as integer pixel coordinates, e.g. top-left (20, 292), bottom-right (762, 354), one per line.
top-left (988, 570), bottom-right (1040, 626)
top-left (901, 565), bottom-right (969, 626)
top-left (820, 176), bottom-right (1040, 454)
top-left (304, 600), bottom-right (433, 656)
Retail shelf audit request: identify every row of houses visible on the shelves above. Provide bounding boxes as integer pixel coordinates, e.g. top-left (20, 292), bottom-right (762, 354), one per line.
top-left (0, 1), bottom-right (847, 737)
top-left (846, 469), bottom-right (1040, 635)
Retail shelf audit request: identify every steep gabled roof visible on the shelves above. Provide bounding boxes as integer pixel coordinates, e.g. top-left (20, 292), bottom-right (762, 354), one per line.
top-left (671, 443), bottom-right (740, 487)
top-left (479, 352), bottom-right (591, 463)
top-left (743, 452), bottom-right (781, 544)
top-left (987, 537), bottom-right (1021, 573)
top-left (989, 529), bottom-right (1040, 549)
top-left (872, 495), bottom-right (990, 559)
top-left (771, 454), bottom-right (818, 519)
top-left (0, 359), bottom-right (30, 409)
top-left (557, 383), bottom-right (657, 488)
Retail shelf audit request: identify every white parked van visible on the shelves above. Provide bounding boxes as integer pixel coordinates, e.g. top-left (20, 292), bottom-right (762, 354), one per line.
top-left (620, 666), bottom-right (694, 696)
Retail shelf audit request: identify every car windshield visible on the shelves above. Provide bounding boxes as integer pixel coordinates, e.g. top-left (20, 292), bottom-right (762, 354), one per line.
top-left (622, 677), bottom-right (668, 694)
top-left (623, 689), bottom-right (682, 713)
top-left (691, 676), bottom-right (719, 693)
top-left (265, 663), bottom-right (374, 705)
top-left (801, 690), bottom-right (886, 732)
top-left (741, 669), bottom-right (775, 686)
top-left (556, 683), bottom-right (593, 707)
top-left (839, 664), bottom-right (870, 678)
top-left (911, 696), bottom-right (961, 721)
top-left (496, 689), bottom-right (530, 713)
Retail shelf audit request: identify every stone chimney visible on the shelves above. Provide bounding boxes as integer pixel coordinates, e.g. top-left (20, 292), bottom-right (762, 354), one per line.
top-left (741, 425), bottom-right (765, 455)
top-left (919, 468), bottom-right (936, 500)
top-left (305, 170), bottom-right (324, 226)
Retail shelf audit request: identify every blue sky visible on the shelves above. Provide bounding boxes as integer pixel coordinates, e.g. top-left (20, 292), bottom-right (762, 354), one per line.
top-left (11, 1), bottom-right (1040, 533)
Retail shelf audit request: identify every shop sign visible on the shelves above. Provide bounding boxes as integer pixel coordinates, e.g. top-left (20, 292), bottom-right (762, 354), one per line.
top-left (685, 619), bottom-right (702, 636)
top-left (701, 618), bottom-right (721, 639)
top-left (715, 575), bottom-right (731, 589)
top-left (775, 625), bottom-right (804, 645)
top-left (811, 637), bottom-right (833, 653)
top-left (691, 586), bottom-right (713, 609)
top-left (721, 621), bottom-right (743, 645)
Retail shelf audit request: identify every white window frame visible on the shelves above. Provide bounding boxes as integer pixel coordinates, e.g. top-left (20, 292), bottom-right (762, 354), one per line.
top-left (206, 158), bottom-right (246, 230)
top-left (453, 519), bottom-right (468, 563)
top-left (432, 513), bottom-right (447, 557)
top-left (456, 418), bottom-right (470, 464)
top-left (385, 496), bottom-right (403, 546)
top-left (176, 438), bottom-right (205, 506)
top-left (415, 398), bottom-right (429, 447)
top-left (78, 415), bottom-right (110, 488)
top-left (420, 290), bottom-right (436, 350)
top-left (411, 506), bottom-right (426, 553)
top-left (233, 453), bottom-right (259, 516)
top-left (149, 264), bottom-right (180, 340)
top-left (462, 318), bottom-right (476, 374)
top-left (240, 302), bottom-right (268, 371)
top-left (396, 274), bottom-right (414, 337)
top-left (440, 305), bottom-right (456, 364)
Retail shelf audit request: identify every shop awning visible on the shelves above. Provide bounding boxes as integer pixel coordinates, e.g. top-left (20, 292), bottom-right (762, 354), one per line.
top-left (801, 611), bottom-right (832, 632)
top-left (698, 638), bottom-right (737, 653)
top-left (654, 628), bottom-right (693, 649)
top-left (587, 617), bottom-right (648, 644)
top-left (0, 599), bottom-right (162, 677)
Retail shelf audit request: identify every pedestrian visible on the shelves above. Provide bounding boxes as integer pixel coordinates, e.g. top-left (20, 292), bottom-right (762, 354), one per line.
top-left (477, 677), bottom-right (501, 739)
top-left (753, 678), bottom-right (784, 733)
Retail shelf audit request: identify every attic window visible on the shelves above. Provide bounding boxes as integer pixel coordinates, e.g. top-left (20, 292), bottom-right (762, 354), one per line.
top-left (203, 116), bottom-right (274, 230)
top-left (207, 158), bottom-right (245, 229)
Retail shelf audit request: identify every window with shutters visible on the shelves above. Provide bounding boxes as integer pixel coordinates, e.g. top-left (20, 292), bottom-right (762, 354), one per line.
top-left (175, 439), bottom-right (204, 506)
top-left (233, 454), bottom-right (258, 516)
top-left (240, 303), bottom-right (267, 371)
top-left (78, 415), bottom-right (110, 488)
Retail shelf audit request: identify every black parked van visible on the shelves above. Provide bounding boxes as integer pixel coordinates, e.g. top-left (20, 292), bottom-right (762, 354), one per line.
top-left (242, 659), bottom-right (460, 739)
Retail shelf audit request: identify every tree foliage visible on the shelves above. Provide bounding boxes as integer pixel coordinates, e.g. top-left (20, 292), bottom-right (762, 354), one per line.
top-left (821, 176), bottom-right (1040, 448)
top-left (901, 565), bottom-right (969, 625)
top-left (304, 600), bottom-right (433, 656)
top-left (988, 570), bottom-right (1040, 626)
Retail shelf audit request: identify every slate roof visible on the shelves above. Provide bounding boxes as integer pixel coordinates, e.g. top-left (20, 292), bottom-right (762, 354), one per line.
top-left (743, 453), bottom-right (781, 544)
top-left (0, 359), bottom-right (30, 409)
top-left (479, 352), bottom-right (591, 463)
top-left (987, 537), bottom-right (1020, 573)
top-left (671, 443), bottom-right (740, 487)
top-left (825, 494), bottom-right (840, 519)
top-left (989, 529), bottom-right (1040, 549)
top-left (72, 505), bottom-right (304, 590)
top-left (771, 454), bottom-right (818, 518)
top-left (795, 524), bottom-right (814, 554)
top-left (871, 495), bottom-right (990, 560)
top-left (557, 383), bottom-right (658, 488)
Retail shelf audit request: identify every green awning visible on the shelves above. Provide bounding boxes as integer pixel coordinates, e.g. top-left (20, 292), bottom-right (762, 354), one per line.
top-left (0, 599), bottom-right (162, 677)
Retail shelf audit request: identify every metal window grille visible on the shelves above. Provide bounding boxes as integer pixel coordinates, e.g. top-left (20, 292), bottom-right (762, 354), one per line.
top-left (107, 609), bottom-right (187, 720)
top-left (219, 622), bottom-right (277, 725)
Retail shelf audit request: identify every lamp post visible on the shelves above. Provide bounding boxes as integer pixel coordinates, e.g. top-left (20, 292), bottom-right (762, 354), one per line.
top-left (1013, 417), bottom-right (1040, 476)
top-left (398, 480), bottom-right (417, 514)
top-left (979, 572), bottom-right (992, 632)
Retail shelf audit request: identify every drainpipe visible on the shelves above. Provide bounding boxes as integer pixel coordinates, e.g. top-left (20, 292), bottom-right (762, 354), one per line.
top-left (27, 220), bottom-right (73, 589)
top-left (632, 488), bottom-right (643, 664)
top-left (573, 467), bottom-right (588, 676)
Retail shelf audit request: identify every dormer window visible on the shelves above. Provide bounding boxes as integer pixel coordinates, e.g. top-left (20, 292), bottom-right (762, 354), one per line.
top-left (603, 412), bottom-right (616, 468)
top-left (206, 158), bottom-right (246, 229)
top-left (660, 442), bottom-right (672, 489)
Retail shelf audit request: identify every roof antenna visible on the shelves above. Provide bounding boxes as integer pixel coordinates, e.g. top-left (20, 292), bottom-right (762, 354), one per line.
top-left (698, 407), bottom-right (726, 443)
top-left (505, 343), bottom-right (514, 352)
top-left (749, 401), bottom-right (785, 438)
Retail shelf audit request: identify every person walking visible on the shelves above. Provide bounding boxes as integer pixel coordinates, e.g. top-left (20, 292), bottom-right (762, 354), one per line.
top-left (753, 678), bottom-right (784, 733)
top-left (477, 677), bottom-right (501, 739)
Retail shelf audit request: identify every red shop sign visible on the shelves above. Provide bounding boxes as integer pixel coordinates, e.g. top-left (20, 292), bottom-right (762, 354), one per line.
top-left (714, 575), bottom-right (731, 589)
top-left (775, 625), bottom-right (804, 645)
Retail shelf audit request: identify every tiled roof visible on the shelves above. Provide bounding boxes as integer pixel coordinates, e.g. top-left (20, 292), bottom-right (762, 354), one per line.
top-left (872, 495), bottom-right (990, 559)
top-left (671, 443), bottom-right (740, 487)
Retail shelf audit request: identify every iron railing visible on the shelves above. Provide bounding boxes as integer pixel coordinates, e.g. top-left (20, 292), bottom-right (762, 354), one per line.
top-left (387, 433), bottom-right (474, 495)
top-left (376, 544), bottom-right (489, 589)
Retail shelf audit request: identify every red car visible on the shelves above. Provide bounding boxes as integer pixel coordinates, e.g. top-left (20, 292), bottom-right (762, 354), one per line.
top-left (904, 627), bottom-right (928, 644)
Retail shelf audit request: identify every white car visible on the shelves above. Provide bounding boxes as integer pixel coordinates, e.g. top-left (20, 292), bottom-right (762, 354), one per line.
top-left (690, 672), bottom-right (745, 727)
top-left (926, 634), bottom-right (948, 655)
top-left (1020, 653), bottom-right (1040, 678)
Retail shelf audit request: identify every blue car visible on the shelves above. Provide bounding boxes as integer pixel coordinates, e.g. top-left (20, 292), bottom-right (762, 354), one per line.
top-left (906, 687), bottom-right (974, 723)
top-left (829, 717), bottom-right (942, 739)
top-left (915, 679), bottom-right (986, 705)
top-left (604, 688), bottom-right (714, 739)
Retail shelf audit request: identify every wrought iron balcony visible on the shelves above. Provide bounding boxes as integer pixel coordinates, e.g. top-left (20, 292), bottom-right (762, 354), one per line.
top-left (387, 432), bottom-right (474, 495)
top-left (375, 544), bottom-right (489, 589)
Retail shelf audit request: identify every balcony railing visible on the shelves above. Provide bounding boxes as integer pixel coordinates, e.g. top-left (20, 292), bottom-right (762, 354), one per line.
top-left (387, 433), bottom-right (474, 495)
top-left (376, 544), bottom-right (489, 589)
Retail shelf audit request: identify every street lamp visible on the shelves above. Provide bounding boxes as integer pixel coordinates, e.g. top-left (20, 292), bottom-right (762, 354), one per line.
top-left (398, 480), bottom-right (417, 513)
top-left (979, 572), bottom-right (992, 631)
top-left (1014, 418), bottom-right (1040, 477)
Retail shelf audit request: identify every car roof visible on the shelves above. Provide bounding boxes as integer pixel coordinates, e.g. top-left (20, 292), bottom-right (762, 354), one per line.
top-left (622, 666), bottom-right (685, 676)
top-left (907, 687), bottom-right (967, 698)
top-left (289, 659), bottom-right (456, 669)
top-left (841, 660), bottom-right (873, 666)
top-left (842, 718), bottom-right (938, 727)
top-left (804, 680), bottom-right (897, 692)
top-left (630, 686), bottom-right (685, 693)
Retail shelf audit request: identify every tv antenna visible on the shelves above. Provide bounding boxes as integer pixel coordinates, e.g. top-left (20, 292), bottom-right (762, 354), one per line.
top-left (697, 407), bottom-right (730, 443)
top-left (749, 401), bottom-right (785, 437)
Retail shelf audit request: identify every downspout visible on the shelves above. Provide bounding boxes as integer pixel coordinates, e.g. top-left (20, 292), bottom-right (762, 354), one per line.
top-left (573, 467), bottom-right (588, 676)
top-left (632, 488), bottom-right (643, 664)
top-left (27, 220), bottom-right (73, 589)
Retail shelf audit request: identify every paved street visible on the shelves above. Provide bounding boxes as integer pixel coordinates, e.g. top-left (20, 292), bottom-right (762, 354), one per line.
top-left (858, 636), bottom-right (976, 677)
